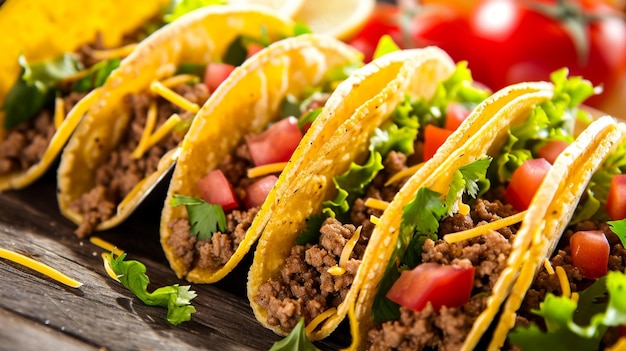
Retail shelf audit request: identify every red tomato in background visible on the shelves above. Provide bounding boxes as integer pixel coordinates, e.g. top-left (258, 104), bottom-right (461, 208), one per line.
top-left (197, 170), bottom-right (240, 211)
top-left (606, 174), bottom-right (626, 220)
top-left (246, 117), bottom-right (303, 166)
top-left (404, 0), bottom-right (626, 118)
top-left (570, 230), bottom-right (610, 279)
top-left (505, 158), bottom-right (551, 211)
top-left (444, 103), bottom-right (471, 131)
top-left (243, 175), bottom-right (278, 209)
top-left (538, 140), bottom-right (571, 164)
top-left (423, 124), bottom-right (453, 160)
top-left (348, 3), bottom-right (406, 62)
top-left (386, 262), bottom-right (475, 312)
top-left (204, 62), bottom-right (236, 93)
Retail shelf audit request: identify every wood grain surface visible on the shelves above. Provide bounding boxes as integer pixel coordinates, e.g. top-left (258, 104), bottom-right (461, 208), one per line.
top-left (0, 171), bottom-right (352, 350)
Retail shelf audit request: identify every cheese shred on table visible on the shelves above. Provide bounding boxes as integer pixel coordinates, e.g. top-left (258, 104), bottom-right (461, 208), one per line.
top-left (0, 247), bottom-right (82, 288)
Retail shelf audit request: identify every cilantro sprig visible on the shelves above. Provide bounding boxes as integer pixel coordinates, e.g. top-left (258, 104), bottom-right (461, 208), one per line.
top-left (171, 194), bottom-right (227, 241)
top-left (269, 318), bottom-right (319, 351)
top-left (109, 252), bottom-right (197, 325)
top-left (509, 271), bottom-right (626, 351)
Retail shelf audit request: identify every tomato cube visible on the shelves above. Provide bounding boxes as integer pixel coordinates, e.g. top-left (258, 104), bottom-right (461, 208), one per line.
top-left (505, 158), bottom-right (551, 211)
top-left (204, 62), bottom-right (236, 93)
top-left (246, 117), bottom-right (303, 166)
top-left (444, 103), bottom-right (471, 131)
top-left (386, 262), bottom-right (475, 312)
top-left (538, 140), bottom-right (570, 165)
top-left (423, 124), bottom-right (453, 161)
top-left (570, 230), bottom-right (609, 280)
top-left (243, 175), bottom-right (278, 209)
top-left (606, 174), bottom-right (626, 220)
top-left (197, 170), bottom-right (239, 211)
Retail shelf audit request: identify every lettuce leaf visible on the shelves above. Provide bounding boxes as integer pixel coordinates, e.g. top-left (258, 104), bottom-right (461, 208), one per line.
top-left (170, 194), bottom-right (227, 241)
top-left (372, 34), bottom-right (401, 60)
top-left (109, 253), bottom-right (197, 325)
top-left (509, 271), bottom-right (626, 351)
top-left (608, 218), bottom-right (626, 251)
top-left (72, 58), bottom-right (121, 92)
top-left (163, 0), bottom-right (225, 23)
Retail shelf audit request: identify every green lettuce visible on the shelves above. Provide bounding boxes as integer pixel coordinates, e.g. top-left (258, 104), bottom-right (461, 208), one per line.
top-left (72, 58), bottom-right (121, 92)
top-left (509, 271), bottom-right (626, 351)
top-left (109, 253), bottom-right (197, 325)
top-left (163, 0), bottom-right (225, 23)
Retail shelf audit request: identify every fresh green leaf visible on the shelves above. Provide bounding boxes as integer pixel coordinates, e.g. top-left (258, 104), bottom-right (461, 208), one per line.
top-left (369, 124), bottom-right (417, 158)
top-left (372, 34), bottom-right (401, 60)
top-left (222, 35), bottom-right (251, 67)
top-left (295, 214), bottom-right (326, 245)
top-left (170, 194), bottom-right (227, 240)
top-left (281, 94), bottom-right (301, 119)
top-left (269, 318), bottom-right (319, 351)
top-left (109, 252), bottom-right (197, 325)
top-left (3, 54), bottom-right (83, 129)
top-left (446, 157), bottom-right (491, 213)
top-left (608, 218), bottom-right (626, 248)
top-left (322, 151), bottom-right (384, 218)
top-left (164, 0), bottom-right (225, 23)
top-left (509, 271), bottom-right (626, 351)
top-left (175, 62), bottom-right (206, 77)
top-left (293, 22), bottom-right (313, 36)
top-left (72, 58), bottom-right (121, 92)
top-left (297, 108), bottom-right (322, 131)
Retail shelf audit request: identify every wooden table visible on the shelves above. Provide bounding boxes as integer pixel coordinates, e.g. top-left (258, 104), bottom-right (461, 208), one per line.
top-left (0, 171), bottom-right (351, 350)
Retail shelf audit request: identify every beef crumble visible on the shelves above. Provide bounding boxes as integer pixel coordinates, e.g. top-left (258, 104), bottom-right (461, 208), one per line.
top-left (367, 198), bottom-right (518, 350)
top-left (69, 83), bottom-right (210, 237)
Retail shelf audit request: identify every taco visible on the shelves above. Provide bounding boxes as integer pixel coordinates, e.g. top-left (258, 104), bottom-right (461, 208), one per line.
top-left (491, 117), bottom-right (626, 351)
top-left (0, 0), bottom-right (170, 191)
top-left (355, 70), bottom-right (604, 351)
top-left (57, 6), bottom-right (297, 237)
top-left (159, 33), bottom-right (362, 284)
top-left (246, 47), bottom-right (499, 340)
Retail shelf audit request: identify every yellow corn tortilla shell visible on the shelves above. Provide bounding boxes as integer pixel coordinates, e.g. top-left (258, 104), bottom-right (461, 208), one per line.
top-left (247, 47), bottom-right (458, 340)
top-left (0, 0), bottom-right (170, 130)
top-left (160, 34), bottom-right (362, 283)
top-left (57, 6), bottom-right (294, 232)
top-left (489, 117), bottom-right (623, 351)
top-left (354, 81), bottom-right (563, 350)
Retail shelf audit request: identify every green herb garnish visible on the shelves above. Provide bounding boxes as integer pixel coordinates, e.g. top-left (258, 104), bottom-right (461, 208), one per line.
top-left (170, 194), bottom-right (227, 240)
top-left (163, 0), bottom-right (225, 23)
top-left (269, 318), bottom-right (319, 351)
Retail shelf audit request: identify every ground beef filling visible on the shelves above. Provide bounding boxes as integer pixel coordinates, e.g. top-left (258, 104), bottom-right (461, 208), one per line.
top-left (252, 151), bottom-right (417, 331)
top-left (514, 220), bottom-right (626, 349)
top-left (367, 197), bottom-right (518, 351)
top-left (69, 83), bottom-right (209, 237)
top-left (0, 37), bottom-right (110, 176)
top-left (167, 142), bottom-right (263, 273)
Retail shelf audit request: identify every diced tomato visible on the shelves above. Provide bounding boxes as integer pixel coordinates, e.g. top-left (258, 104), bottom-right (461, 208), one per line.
top-left (423, 124), bottom-right (453, 161)
top-left (538, 140), bottom-right (570, 165)
top-left (606, 174), bottom-right (626, 220)
top-left (505, 158), bottom-right (551, 211)
top-left (444, 103), bottom-right (471, 131)
top-left (204, 62), bottom-right (236, 93)
top-left (197, 170), bottom-right (239, 211)
top-left (570, 230), bottom-right (610, 280)
top-left (386, 262), bottom-right (475, 312)
top-left (619, 325), bottom-right (626, 337)
top-left (246, 117), bottom-right (303, 166)
top-left (243, 175), bottom-right (278, 209)
top-left (246, 43), bottom-right (265, 58)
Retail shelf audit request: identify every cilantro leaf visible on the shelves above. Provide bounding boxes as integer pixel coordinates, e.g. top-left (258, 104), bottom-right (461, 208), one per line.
top-left (163, 0), bottom-right (225, 23)
top-left (72, 58), bottom-right (121, 92)
top-left (109, 253), bottom-right (197, 325)
top-left (295, 214), bottom-right (326, 246)
top-left (269, 318), bottom-right (319, 351)
top-left (322, 150), bottom-right (384, 218)
top-left (608, 219), bottom-right (626, 248)
top-left (3, 54), bottom-right (83, 129)
top-left (372, 34), bottom-right (401, 60)
top-left (509, 271), bottom-right (626, 351)
top-left (446, 157), bottom-right (491, 213)
top-left (170, 194), bottom-right (227, 241)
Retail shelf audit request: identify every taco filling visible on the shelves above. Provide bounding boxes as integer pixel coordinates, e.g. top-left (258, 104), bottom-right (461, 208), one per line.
top-left (166, 70), bottom-right (350, 275)
top-left (68, 34), bottom-right (271, 237)
top-left (252, 62), bottom-right (490, 332)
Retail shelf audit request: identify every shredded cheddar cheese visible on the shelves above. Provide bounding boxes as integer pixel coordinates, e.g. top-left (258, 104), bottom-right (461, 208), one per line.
top-left (101, 252), bottom-right (121, 282)
top-left (131, 99), bottom-right (158, 159)
top-left (247, 162), bottom-right (288, 178)
top-left (458, 201), bottom-right (470, 216)
top-left (132, 113), bottom-right (183, 159)
top-left (90, 43), bottom-right (138, 61)
top-left (385, 163), bottom-right (424, 186)
top-left (543, 257), bottom-right (555, 275)
top-left (339, 226), bottom-right (361, 269)
top-left (0, 247), bottom-right (82, 288)
top-left (370, 215), bottom-right (380, 225)
top-left (89, 237), bottom-right (124, 257)
top-left (160, 74), bottom-right (200, 88)
top-left (305, 307), bottom-right (337, 336)
top-left (570, 292), bottom-right (579, 304)
top-left (364, 198), bottom-right (389, 211)
top-left (327, 265), bottom-right (346, 276)
top-left (340, 300), bottom-right (360, 351)
top-left (555, 266), bottom-right (571, 298)
top-left (443, 210), bottom-right (527, 243)
top-left (54, 95), bottom-right (65, 129)
top-left (150, 81), bottom-right (200, 113)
